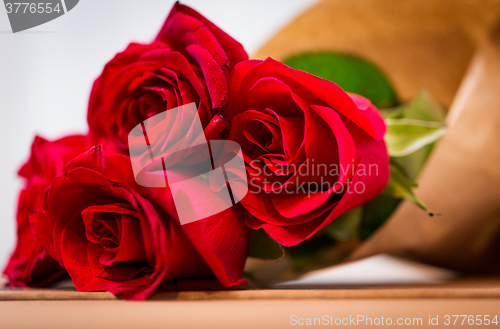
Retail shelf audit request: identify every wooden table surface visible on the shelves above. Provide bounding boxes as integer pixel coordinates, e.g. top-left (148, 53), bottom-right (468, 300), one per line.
top-left (1, 277), bottom-right (500, 328)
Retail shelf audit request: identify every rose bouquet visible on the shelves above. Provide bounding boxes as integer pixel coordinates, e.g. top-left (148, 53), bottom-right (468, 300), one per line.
top-left (3, 2), bottom-right (446, 299)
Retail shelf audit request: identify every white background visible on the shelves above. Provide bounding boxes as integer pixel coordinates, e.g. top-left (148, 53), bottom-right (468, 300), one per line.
top-left (0, 0), bottom-right (317, 273)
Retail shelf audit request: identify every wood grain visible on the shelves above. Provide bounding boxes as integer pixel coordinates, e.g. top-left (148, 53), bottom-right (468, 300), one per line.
top-left (2, 277), bottom-right (500, 301)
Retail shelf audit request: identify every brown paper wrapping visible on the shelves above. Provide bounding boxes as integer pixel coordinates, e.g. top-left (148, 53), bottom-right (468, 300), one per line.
top-left (351, 37), bottom-right (500, 273)
top-left (254, 0), bottom-right (500, 107)
top-left (253, 0), bottom-right (500, 273)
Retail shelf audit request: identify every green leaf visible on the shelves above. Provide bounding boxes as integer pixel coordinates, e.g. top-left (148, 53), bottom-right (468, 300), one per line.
top-left (323, 207), bottom-right (363, 240)
top-left (283, 52), bottom-right (398, 109)
top-left (248, 229), bottom-right (284, 260)
top-left (384, 162), bottom-right (428, 212)
top-left (359, 194), bottom-right (401, 240)
top-left (382, 90), bottom-right (446, 121)
top-left (385, 118), bottom-right (447, 157)
top-left (392, 143), bottom-right (434, 181)
top-left (385, 91), bottom-right (447, 177)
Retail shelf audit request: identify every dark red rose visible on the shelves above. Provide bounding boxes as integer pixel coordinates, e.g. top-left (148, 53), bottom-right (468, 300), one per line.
top-left (88, 3), bottom-right (247, 154)
top-left (156, 2), bottom-right (248, 71)
top-left (30, 146), bottom-right (248, 300)
top-left (3, 135), bottom-right (87, 287)
top-left (223, 58), bottom-right (389, 246)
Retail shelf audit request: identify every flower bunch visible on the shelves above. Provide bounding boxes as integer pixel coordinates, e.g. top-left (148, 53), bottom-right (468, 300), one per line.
top-left (4, 3), bottom-right (389, 299)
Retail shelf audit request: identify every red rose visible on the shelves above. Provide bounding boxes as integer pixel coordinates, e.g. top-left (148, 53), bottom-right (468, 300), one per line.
top-left (223, 58), bottom-right (389, 246)
top-left (3, 135), bottom-right (87, 287)
top-left (30, 146), bottom-right (248, 299)
top-left (88, 3), bottom-right (247, 154)
top-left (156, 2), bottom-right (247, 71)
